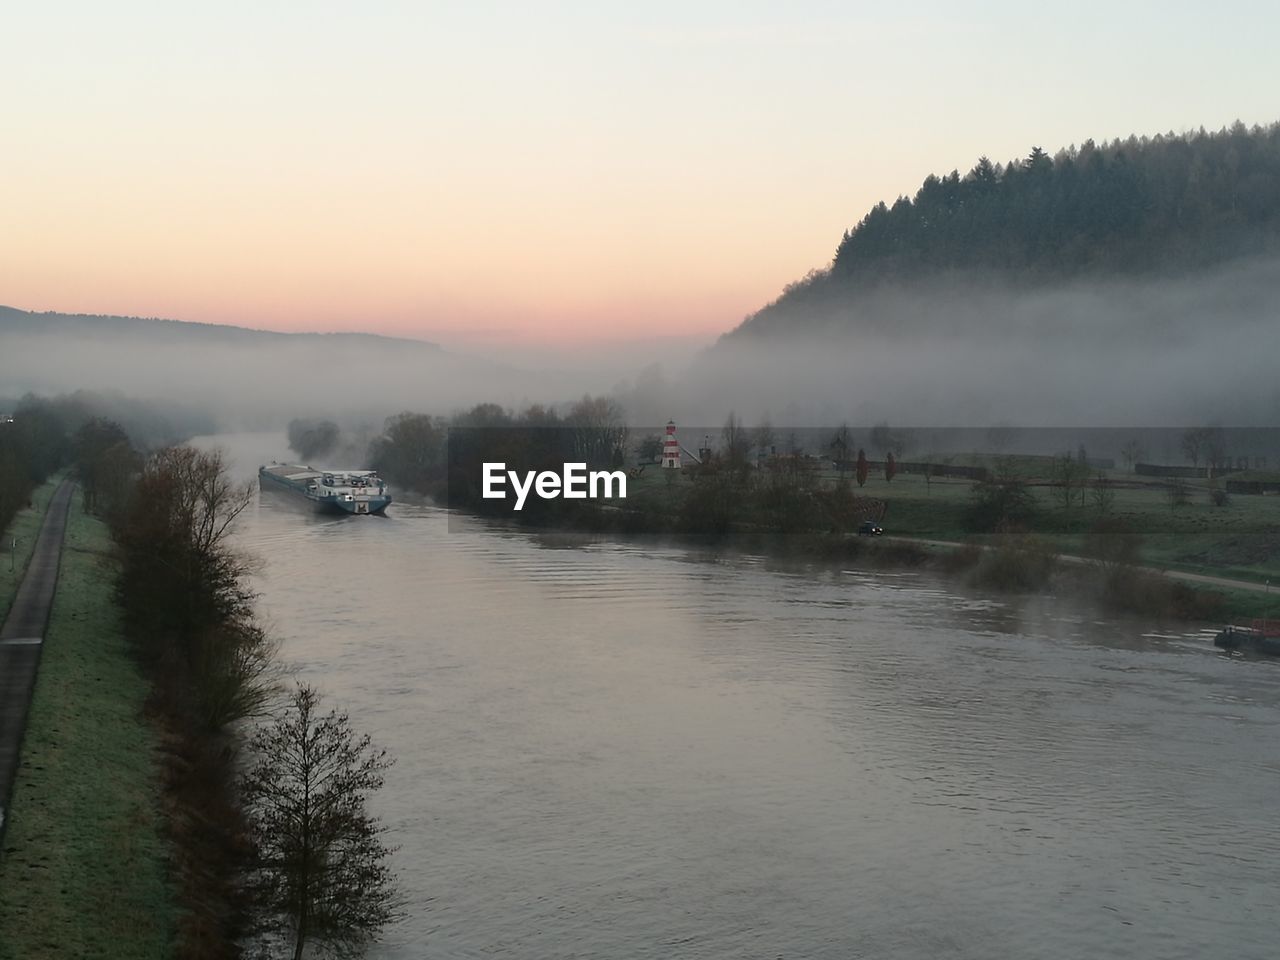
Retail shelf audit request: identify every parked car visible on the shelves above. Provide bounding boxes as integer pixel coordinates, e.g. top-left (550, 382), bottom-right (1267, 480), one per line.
top-left (857, 520), bottom-right (884, 536)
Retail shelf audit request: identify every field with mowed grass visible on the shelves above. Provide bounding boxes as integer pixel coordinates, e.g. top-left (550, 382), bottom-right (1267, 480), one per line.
top-left (0, 473), bottom-right (67, 624)
top-left (626, 459), bottom-right (1280, 593)
top-left (0, 503), bottom-right (177, 960)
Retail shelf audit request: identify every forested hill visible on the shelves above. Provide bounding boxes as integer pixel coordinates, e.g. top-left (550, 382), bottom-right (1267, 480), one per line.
top-left (728, 121), bottom-right (1280, 338)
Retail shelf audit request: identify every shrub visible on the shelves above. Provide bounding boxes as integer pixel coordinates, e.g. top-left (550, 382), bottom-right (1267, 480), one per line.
top-left (969, 528), bottom-right (1057, 591)
top-left (964, 476), bottom-right (1038, 533)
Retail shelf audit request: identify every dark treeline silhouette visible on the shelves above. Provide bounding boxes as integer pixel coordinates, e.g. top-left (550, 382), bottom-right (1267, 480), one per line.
top-left (370, 395), bottom-right (628, 519)
top-left (0, 388), bottom-right (215, 447)
top-left (81, 440), bottom-right (268, 958)
top-left (368, 403), bottom-right (1231, 622)
top-left (111, 447), bottom-right (275, 729)
top-left (287, 417), bottom-right (340, 460)
top-left (74, 426), bottom-right (397, 957)
top-left (2, 391), bottom-right (398, 957)
top-left (0, 400), bottom-right (67, 533)
top-left (370, 404), bottom-right (894, 538)
top-left (1, 390), bottom-right (208, 533)
top-left (732, 121), bottom-right (1280, 336)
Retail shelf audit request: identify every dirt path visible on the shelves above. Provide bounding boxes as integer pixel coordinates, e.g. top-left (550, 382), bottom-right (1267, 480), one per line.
top-left (887, 534), bottom-right (1276, 595)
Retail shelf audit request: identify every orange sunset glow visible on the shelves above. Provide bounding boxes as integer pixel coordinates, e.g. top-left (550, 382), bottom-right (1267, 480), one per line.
top-left (6, 3), bottom-right (1278, 350)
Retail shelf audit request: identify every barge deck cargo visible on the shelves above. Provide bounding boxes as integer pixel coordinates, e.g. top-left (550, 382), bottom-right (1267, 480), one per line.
top-left (258, 463), bottom-right (392, 515)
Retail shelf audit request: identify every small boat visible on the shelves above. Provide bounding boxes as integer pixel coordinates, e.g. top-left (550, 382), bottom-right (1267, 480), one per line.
top-left (1213, 619), bottom-right (1280, 656)
top-left (259, 463), bottom-right (392, 515)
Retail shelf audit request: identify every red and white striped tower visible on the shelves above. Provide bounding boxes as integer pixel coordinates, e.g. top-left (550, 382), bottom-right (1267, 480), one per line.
top-left (661, 420), bottom-right (681, 469)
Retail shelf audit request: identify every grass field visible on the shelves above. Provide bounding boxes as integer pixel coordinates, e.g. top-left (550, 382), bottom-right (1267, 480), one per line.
top-left (0, 503), bottom-right (177, 960)
top-left (0, 473), bottom-right (67, 624)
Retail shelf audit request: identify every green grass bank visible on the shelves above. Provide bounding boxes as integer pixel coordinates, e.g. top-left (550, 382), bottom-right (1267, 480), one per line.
top-left (0, 502), bottom-right (178, 960)
top-left (621, 465), bottom-right (1280, 614)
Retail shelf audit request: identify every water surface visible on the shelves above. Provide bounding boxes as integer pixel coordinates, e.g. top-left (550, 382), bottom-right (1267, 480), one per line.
top-left (207, 434), bottom-right (1280, 960)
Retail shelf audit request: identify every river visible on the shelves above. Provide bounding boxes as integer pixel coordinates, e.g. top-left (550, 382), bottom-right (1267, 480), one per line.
top-left (201, 433), bottom-right (1280, 960)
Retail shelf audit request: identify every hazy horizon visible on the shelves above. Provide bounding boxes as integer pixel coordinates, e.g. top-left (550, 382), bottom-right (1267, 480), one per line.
top-left (6, 2), bottom-right (1280, 348)
top-left (8, 257), bottom-right (1280, 432)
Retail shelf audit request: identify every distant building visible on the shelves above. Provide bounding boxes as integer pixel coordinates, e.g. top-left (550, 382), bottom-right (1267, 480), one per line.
top-left (661, 421), bottom-right (681, 469)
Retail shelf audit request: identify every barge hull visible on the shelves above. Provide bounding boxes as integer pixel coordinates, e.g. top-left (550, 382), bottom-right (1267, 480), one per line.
top-left (258, 464), bottom-right (392, 516)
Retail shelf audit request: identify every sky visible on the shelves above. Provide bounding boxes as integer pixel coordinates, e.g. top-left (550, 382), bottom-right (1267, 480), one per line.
top-left (4, 1), bottom-right (1278, 351)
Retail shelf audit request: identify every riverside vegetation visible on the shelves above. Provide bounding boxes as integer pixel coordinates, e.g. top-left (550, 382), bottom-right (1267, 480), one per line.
top-left (364, 404), bottom-right (1276, 625)
top-left (0, 398), bottom-right (399, 960)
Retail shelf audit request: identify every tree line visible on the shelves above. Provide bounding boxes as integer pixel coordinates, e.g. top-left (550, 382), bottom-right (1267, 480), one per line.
top-left (368, 403), bottom-right (900, 538)
top-left (738, 121), bottom-right (1280, 334)
top-left (0, 391), bottom-right (218, 534)
top-left (368, 394), bottom-right (629, 516)
top-left (3, 396), bottom-right (400, 960)
top-left (837, 122), bottom-right (1280, 277)
top-left (81, 436), bottom-right (398, 959)
top-left (0, 398), bottom-right (69, 533)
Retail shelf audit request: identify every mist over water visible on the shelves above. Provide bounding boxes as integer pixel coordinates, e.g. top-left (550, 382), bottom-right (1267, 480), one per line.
top-left (638, 258), bottom-right (1280, 427)
top-left (8, 257), bottom-right (1280, 432)
top-left (205, 433), bottom-right (1280, 960)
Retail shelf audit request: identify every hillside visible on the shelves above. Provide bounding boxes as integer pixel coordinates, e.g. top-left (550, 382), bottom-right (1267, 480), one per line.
top-left (0, 307), bottom-right (544, 427)
top-left (0, 306), bottom-right (442, 351)
top-left (728, 121), bottom-right (1280, 339)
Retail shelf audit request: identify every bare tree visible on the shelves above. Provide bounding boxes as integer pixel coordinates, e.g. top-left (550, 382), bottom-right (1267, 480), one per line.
top-left (567, 395), bottom-right (628, 468)
top-left (1090, 474), bottom-right (1115, 513)
top-left (1052, 453), bottom-right (1084, 510)
top-left (721, 411), bottom-right (751, 469)
top-left (829, 423), bottom-right (852, 483)
top-left (118, 446), bottom-right (275, 728)
top-left (870, 422), bottom-right (895, 458)
top-left (753, 417), bottom-right (776, 461)
top-left (1180, 427), bottom-right (1206, 468)
top-left (1119, 438), bottom-right (1145, 473)
top-left (242, 684), bottom-right (400, 960)
top-left (1203, 425), bottom-right (1228, 475)
top-left (634, 434), bottom-right (663, 464)
top-left (965, 472), bottom-right (1038, 533)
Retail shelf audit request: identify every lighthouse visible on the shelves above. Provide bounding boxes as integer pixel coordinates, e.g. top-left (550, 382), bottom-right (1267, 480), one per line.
top-left (661, 420), bottom-right (681, 469)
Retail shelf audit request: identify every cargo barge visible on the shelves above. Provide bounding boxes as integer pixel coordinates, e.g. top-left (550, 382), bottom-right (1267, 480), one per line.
top-left (258, 463), bottom-right (392, 515)
top-left (1214, 619), bottom-right (1280, 657)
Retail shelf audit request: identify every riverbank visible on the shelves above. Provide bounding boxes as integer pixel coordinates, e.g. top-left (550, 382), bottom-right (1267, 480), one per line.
top-left (0, 505), bottom-right (177, 960)
top-left (591, 467), bottom-right (1278, 624)
top-left (0, 472), bottom-right (66, 624)
top-left (365, 405), bottom-right (1280, 622)
top-left (444, 490), bottom-right (1259, 627)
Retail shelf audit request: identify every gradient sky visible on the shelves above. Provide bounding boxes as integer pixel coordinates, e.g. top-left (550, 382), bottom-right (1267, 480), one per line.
top-left (5, 1), bottom-right (1278, 348)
